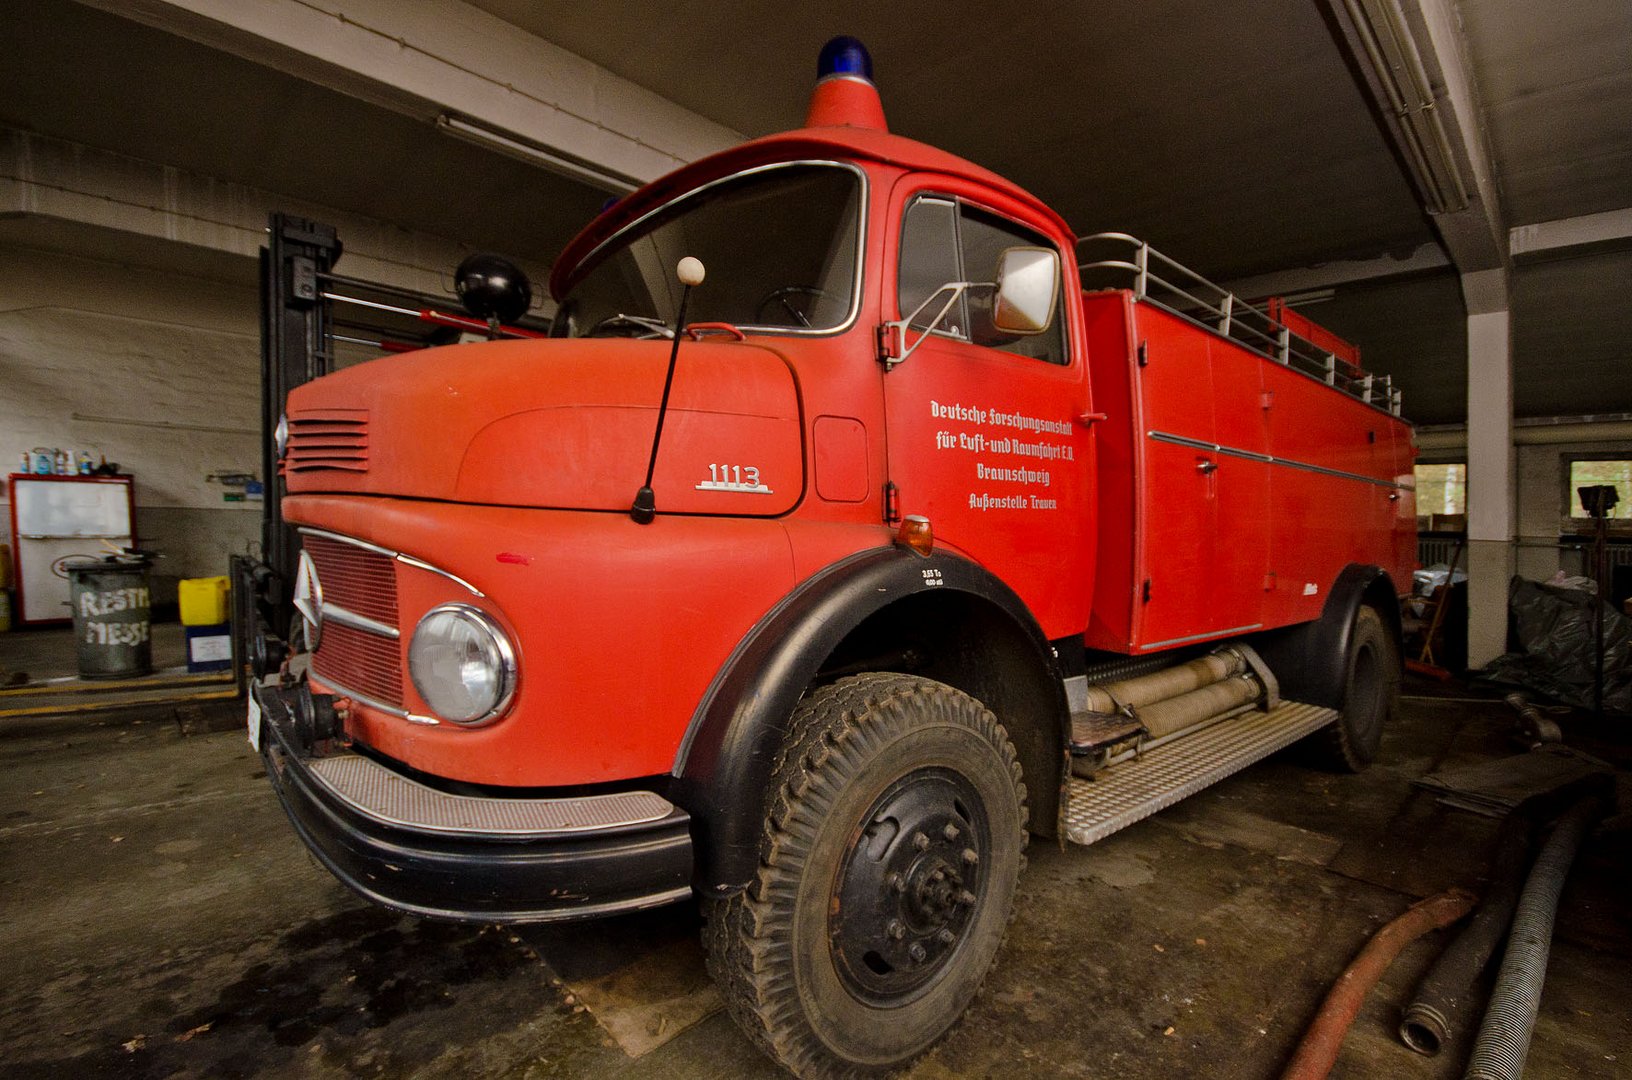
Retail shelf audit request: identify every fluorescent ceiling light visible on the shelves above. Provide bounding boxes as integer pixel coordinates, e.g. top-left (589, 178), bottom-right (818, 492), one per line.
top-left (437, 114), bottom-right (640, 195)
top-left (1339, 0), bottom-right (1471, 215)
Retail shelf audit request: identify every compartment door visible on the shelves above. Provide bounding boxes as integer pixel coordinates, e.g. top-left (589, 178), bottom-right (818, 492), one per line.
top-left (1133, 313), bottom-right (1218, 649)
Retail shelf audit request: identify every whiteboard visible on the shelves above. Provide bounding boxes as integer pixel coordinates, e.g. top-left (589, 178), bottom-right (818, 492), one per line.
top-left (13, 477), bottom-right (132, 537)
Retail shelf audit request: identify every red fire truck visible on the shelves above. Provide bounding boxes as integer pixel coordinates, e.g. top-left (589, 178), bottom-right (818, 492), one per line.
top-left (248, 37), bottom-right (1414, 1077)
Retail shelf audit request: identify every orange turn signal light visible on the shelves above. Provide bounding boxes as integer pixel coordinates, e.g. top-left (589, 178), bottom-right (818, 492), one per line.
top-left (895, 514), bottom-right (933, 556)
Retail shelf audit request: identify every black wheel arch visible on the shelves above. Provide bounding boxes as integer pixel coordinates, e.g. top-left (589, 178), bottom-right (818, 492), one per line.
top-left (1251, 563), bottom-right (1404, 709)
top-left (672, 546), bottom-right (1069, 896)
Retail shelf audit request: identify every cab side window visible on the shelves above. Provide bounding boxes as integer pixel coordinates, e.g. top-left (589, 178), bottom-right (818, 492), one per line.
top-left (896, 196), bottom-right (1067, 365)
top-left (898, 197), bottom-right (965, 337)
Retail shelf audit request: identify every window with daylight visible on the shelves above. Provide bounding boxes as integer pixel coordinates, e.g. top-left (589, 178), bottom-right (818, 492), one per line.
top-left (1566, 458), bottom-right (1632, 523)
top-left (1414, 463), bottom-right (1466, 531)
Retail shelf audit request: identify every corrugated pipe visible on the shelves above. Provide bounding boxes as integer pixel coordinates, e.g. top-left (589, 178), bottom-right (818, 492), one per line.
top-left (1279, 888), bottom-right (1477, 1080)
top-left (1399, 811), bottom-right (1540, 1055)
top-left (1463, 793), bottom-right (1608, 1080)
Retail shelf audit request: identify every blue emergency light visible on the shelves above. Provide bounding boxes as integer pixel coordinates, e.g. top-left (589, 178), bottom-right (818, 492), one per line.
top-left (817, 36), bottom-right (873, 83)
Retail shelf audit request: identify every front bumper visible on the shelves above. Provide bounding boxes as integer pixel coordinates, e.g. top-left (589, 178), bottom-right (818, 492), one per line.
top-left (252, 681), bottom-right (694, 923)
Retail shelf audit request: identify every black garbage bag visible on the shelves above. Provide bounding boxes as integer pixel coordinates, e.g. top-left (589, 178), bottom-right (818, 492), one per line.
top-left (1478, 576), bottom-right (1632, 713)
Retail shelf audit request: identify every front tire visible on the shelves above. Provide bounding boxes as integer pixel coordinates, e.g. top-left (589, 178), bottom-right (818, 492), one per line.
top-left (704, 673), bottom-right (1027, 1078)
top-left (1311, 605), bottom-right (1398, 771)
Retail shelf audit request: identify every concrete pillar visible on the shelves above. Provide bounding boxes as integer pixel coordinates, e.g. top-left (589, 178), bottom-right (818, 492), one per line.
top-left (1462, 269), bottom-right (1514, 668)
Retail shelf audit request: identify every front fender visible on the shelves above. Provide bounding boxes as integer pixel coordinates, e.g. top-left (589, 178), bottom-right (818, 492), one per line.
top-left (672, 546), bottom-right (1067, 894)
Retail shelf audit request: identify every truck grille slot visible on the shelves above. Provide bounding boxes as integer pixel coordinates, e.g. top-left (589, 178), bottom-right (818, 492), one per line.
top-left (304, 532), bottom-right (402, 708)
top-left (286, 409), bottom-right (369, 472)
top-left (313, 621), bottom-right (403, 707)
top-left (302, 534), bottom-right (398, 624)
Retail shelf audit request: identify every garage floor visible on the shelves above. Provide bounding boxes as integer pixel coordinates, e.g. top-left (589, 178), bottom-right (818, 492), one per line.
top-left (1, 662), bottom-right (1627, 1078)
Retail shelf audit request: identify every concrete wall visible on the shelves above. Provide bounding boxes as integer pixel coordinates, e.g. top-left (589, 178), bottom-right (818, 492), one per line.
top-left (1515, 438), bottom-right (1632, 582)
top-left (1, 244), bottom-right (260, 606)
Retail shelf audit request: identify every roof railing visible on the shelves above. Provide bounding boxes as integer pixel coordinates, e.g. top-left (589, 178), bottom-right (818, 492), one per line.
top-left (1076, 233), bottom-right (1403, 417)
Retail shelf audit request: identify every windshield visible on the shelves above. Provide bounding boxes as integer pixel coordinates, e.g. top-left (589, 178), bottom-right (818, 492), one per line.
top-left (554, 163), bottom-right (863, 338)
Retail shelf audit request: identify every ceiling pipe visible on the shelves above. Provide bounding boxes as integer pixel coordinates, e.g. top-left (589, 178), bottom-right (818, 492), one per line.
top-left (1416, 419), bottom-right (1632, 453)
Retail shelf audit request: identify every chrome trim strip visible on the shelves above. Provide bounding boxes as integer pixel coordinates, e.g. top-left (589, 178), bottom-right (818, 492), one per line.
top-left (298, 527), bottom-right (484, 597)
top-left (1146, 431), bottom-right (1415, 491)
top-left (303, 753), bottom-right (677, 838)
top-left (322, 602), bottom-right (399, 639)
top-left (298, 526), bottom-right (395, 558)
top-left (311, 673), bottom-right (438, 726)
top-left (1138, 624), bottom-right (1264, 651)
top-left (395, 555), bottom-right (484, 598)
top-left (570, 160), bottom-right (869, 338)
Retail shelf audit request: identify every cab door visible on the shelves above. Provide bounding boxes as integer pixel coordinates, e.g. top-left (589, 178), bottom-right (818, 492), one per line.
top-left (879, 181), bottom-right (1092, 639)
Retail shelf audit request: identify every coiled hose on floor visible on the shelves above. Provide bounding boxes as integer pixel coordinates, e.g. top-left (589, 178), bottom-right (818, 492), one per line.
top-left (1399, 810), bottom-right (1540, 1055)
top-left (1462, 793), bottom-right (1607, 1080)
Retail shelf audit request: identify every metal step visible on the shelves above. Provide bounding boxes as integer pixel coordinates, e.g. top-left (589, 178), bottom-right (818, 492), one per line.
top-left (1069, 711), bottom-right (1144, 752)
top-left (1064, 700), bottom-right (1339, 846)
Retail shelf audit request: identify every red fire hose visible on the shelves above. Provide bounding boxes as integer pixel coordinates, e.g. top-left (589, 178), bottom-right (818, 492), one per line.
top-left (1279, 888), bottom-right (1477, 1080)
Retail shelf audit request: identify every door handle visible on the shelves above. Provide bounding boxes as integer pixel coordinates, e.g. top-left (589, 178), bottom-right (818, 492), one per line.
top-left (1196, 459), bottom-right (1217, 475)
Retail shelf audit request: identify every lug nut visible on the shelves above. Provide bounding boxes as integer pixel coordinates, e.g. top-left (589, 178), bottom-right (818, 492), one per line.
top-left (943, 823), bottom-right (960, 841)
top-left (888, 872), bottom-right (905, 892)
top-left (930, 868), bottom-right (945, 883)
top-left (888, 919), bottom-right (905, 940)
top-left (908, 943), bottom-right (927, 963)
top-left (937, 929), bottom-right (956, 945)
top-left (962, 848), bottom-right (979, 866)
top-left (958, 890), bottom-right (977, 906)
top-left (912, 831), bottom-right (930, 851)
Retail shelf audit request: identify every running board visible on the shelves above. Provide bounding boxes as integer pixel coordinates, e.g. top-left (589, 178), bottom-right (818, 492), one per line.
top-left (1064, 700), bottom-right (1339, 846)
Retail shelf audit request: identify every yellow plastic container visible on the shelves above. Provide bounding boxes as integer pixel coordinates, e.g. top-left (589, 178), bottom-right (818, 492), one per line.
top-left (178, 575), bottom-right (230, 626)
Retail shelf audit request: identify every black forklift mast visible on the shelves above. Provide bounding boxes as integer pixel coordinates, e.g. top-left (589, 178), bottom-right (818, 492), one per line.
top-left (255, 213), bottom-right (341, 641)
top-left (241, 214), bottom-right (540, 679)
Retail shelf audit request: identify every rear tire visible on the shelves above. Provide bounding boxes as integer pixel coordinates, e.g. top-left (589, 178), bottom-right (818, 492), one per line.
top-left (1311, 605), bottom-right (1398, 771)
top-left (703, 673), bottom-right (1027, 1078)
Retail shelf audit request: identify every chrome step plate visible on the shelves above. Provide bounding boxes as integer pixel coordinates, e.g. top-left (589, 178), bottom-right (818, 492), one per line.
top-left (1064, 700), bottom-right (1339, 846)
top-left (304, 753), bottom-right (675, 838)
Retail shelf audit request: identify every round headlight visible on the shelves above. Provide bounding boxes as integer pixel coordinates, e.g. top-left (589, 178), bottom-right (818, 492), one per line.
top-left (274, 413), bottom-right (290, 459)
top-left (407, 605), bottom-right (516, 724)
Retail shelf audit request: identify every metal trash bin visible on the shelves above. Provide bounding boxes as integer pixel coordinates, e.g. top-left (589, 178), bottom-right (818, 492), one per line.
top-left (66, 556), bottom-right (153, 679)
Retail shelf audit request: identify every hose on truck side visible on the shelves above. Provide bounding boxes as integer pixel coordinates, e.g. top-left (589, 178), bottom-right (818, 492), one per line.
top-left (1462, 792), bottom-right (1608, 1080)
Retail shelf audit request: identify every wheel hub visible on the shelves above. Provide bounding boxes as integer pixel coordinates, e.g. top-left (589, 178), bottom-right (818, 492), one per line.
top-left (830, 768), bottom-right (989, 1003)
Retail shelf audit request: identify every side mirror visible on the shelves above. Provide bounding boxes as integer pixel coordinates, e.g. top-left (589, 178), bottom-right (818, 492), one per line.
top-left (991, 247), bottom-right (1059, 334)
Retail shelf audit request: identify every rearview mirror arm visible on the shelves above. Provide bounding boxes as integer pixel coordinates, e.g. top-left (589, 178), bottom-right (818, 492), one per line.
top-left (878, 281), bottom-right (992, 370)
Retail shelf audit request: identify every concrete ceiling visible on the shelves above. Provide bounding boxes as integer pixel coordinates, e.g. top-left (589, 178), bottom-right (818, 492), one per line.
top-left (4, 0), bottom-right (1629, 426)
top-left (472, 0), bottom-right (1438, 281)
top-left (0, 0), bottom-right (609, 263)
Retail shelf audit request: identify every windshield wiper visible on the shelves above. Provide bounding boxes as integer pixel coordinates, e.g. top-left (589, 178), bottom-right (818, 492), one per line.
top-left (586, 313), bottom-right (675, 339)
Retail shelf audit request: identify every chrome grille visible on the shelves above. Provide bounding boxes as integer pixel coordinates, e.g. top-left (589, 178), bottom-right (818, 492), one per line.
top-left (303, 533), bottom-right (402, 708)
top-left (314, 621), bottom-right (403, 707)
top-left (302, 534), bottom-right (398, 624)
top-left (286, 408), bottom-right (369, 472)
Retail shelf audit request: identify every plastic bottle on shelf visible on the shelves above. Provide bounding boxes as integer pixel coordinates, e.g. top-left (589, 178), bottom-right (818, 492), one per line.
top-left (76, 451), bottom-right (93, 475)
top-left (54, 449), bottom-right (70, 475)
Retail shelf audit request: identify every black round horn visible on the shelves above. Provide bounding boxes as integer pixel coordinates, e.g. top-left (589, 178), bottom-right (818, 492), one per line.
top-left (455, 253), bottom-right (533, 325)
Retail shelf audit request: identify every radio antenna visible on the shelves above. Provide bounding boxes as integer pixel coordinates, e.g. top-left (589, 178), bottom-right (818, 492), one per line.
top-left (631, 256), bottom-right (705, 524)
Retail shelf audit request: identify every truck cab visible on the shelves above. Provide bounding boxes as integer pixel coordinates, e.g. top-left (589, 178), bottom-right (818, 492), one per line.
top-left (250, 37), bottom-right (1412, 1078)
